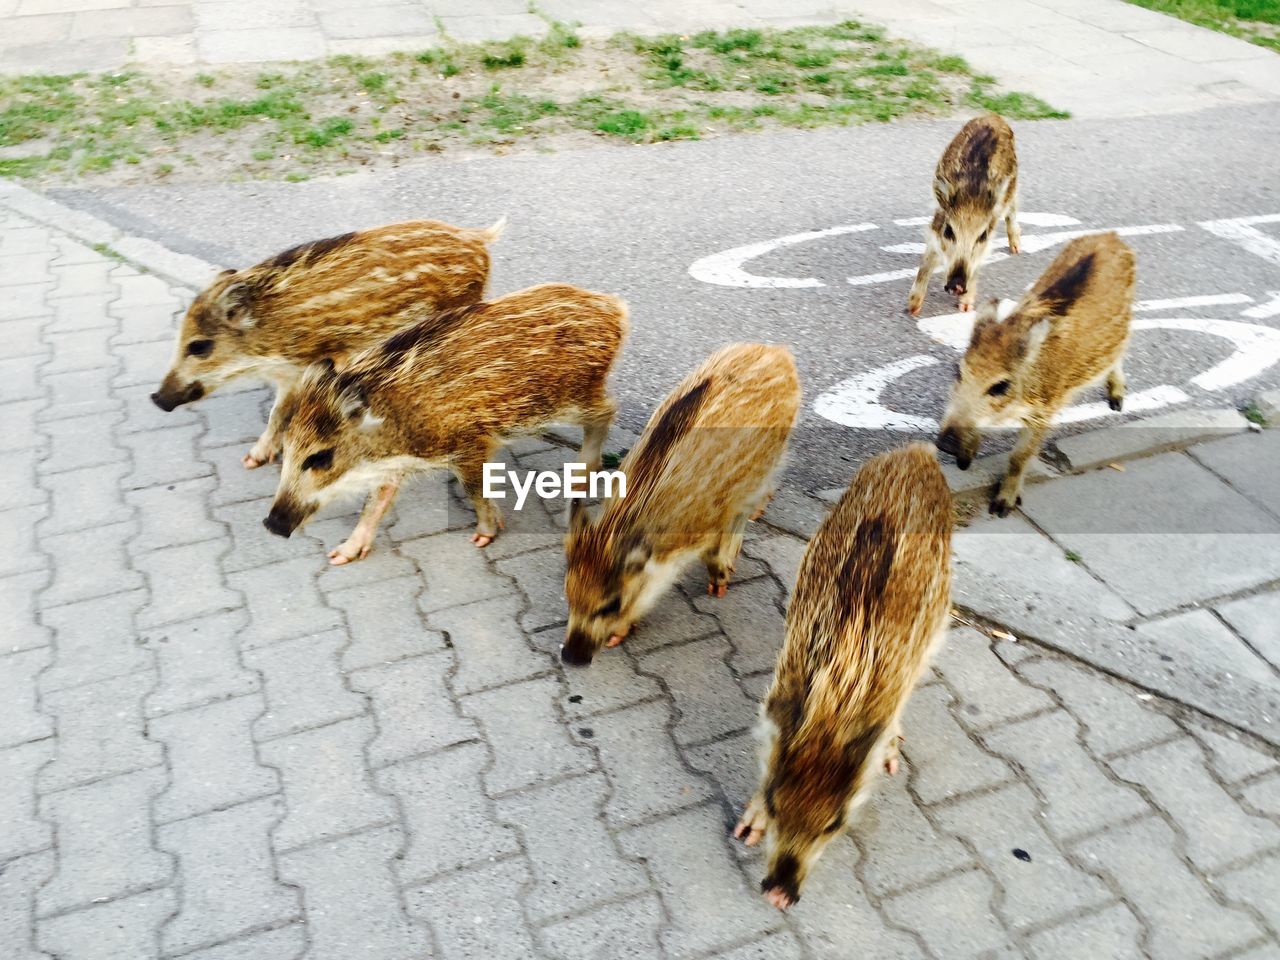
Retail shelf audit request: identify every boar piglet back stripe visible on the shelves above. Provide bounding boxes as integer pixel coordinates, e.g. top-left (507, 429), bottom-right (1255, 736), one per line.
top-left (263, 230), bottom-right (358, 271)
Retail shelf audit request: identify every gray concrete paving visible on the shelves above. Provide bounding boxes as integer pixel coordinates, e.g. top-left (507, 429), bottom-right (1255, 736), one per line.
top-left (3, 182), bottom-right (1280, 959)
top-left (3, 0), bottom-right (1280, 122)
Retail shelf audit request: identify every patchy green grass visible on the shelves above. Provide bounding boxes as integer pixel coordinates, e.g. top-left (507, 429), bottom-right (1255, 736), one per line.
top-left (1243, 402), bottom-right (1270, 425)
top-left (0, 18), bottom-right (1066, 185)
top-left (1123, 0), bottom-right (1280, 51)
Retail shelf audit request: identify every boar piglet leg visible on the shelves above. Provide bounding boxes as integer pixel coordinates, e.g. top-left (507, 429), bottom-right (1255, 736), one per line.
top-left (1004, 200), bottom-right (1022, 255)
top-left (243, 382), bottom-right (294, 470)
top-left (452, 447), bottom-right (504, 548)
top-left (578, 398), bottom-right (617, 474)
top-left (329, 480), bottom-right (400, 565)
top-left (703, 524), bottom-right (746, 598)
top-left (907, 240), bottom-right (940, 316)
top-left (991, 419), bottom-right (1049, 518)
top-left (733, 790), bottom-right (769, 847)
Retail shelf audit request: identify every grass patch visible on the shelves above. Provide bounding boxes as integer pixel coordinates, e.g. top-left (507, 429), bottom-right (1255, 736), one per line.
top-left (0, 17), bottom-right (1065, 185)
top-left (1123, 0), bottom-right (1280, 51)
top-left (1243, 402), bottom-right (1270, 425)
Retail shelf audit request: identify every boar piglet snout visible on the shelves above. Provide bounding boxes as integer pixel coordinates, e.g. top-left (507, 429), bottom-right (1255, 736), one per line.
top-left (150, 378), bottom-right (205, 412)
top-left (560, 630), bottom-right (597, 667)
top-left (943, 263), bottom-right (968, 296)
top-left (761, 854), bottom-right (803, 911)
top-left (935, 424), bottom-right (978, 470)
top-left (263, 501), bottom-right (305, 538)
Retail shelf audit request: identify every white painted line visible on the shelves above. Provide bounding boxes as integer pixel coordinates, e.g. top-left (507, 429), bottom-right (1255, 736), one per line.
top-left (1018, 223), bottom-right (1184, 254)
top-left (687, 222), bottom-right (878, 288)
top-left (1056, 385), bottom-right (1189, 424)
top-left (848, 267), bottom-right (917, 286)
top-left (812, 355), bottom-right (941, 431)
top-left (1133, 316), bottom-right (1280, 392)
top-left (1241, 291), bottom-right (1280, 319)
top-left (893, 216), bottom-right (931, 226)
top-left (881, 242), bottom-right (927, 255)
top-left (1199, 215), bottom-right (1280, 267)
top-left (917, 299), bottom-right (1018, 350)
top-left (1135, 294), bottom-right (1253, 312)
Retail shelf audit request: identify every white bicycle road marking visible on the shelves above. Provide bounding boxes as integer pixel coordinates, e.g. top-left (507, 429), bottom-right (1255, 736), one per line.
top-left (690, 210), bottom-right (1280, 430)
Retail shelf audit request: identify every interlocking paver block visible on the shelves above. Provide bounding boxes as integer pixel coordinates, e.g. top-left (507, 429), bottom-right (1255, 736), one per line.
top-left (228, 557), bottom-right (344, 647)
top-left (982, 709), bottom-right (1150, 841)
top-left (901, 684), bottom-right (1013, 804)
top-left (1075, 816), bottom-right (1262, 958)
top-left (538, 892), bottom-right (664, 960)
top-left (46, 292), bottom-right (114, 334)
top-left (245, 630), bottom-right (366, 740)
top-left (707, 931), bottom-right (804, 959)
top-left (1216, 591), bottom-right (1280, 672)
top-left (1016, 657), bottom-right (1180, 757)
top-left (402, 531), bottom-right (516, 613)
top-left (121, 421), bottom-right (212, 489)
top-left (205, 441), bottom-right (286, 505)
top-left (352, 652), bottom-right (478, 766)
top-left (144, 609), bottom-right (260, 716)
top-left (43, 326), bottom-right (116, 375)
top-left (39, 520), bottom-right (141, 607)
top-left (38, 768), bottom-right (170, 916)
top-left (687, 729), bottom-right (761, 817)
top-left (126, 475), bottom-right (224, 554)
top-left (1135, 609), bottom-right (1275, 685)
top-left (587, 699), bottom-right (713, 825)
top-left (49, 260), bottom-right (113, 299)
top-left (493, 546), bottom-right (569, 631)
top-left (378, 743), bottom-right (519, 884)
top-left (38, 888), bottom-right (176, 960)
top-left (174, 926), bottom-right (307, 960)
top-left (429, 594), bottom-right (549, 695)
top-left (618, 802), bottom-right (780, 958)
top-left (158, 796), bottom-right (300, 956)
top-left (0, 355), bottom-right (44, 404)
top-left (118, 382), bottom-right (201, 435)
top-left (1185, 723), bottom-right (1278, 783)
top-left (932, 627), bottom-right (1054, 729)
top-left (0, 738), bottom-right (55, 861)
top-left (1218, 857), bottom-right (1280, 935)
top-left (1, 570), bottom-right (50, 653)
top-left (785, 837), bottom-right (925, 959)
top-left (1243, 774), bottom-right (1280, 818)
top-left (38, 412), bottom-right (126, 475)
top-left (385, 472), bottom-right (454, 542)
top-left (0, 505), bottom-right (48, 579)
top-left (114, 299), bottom-right (180, 345)
top-left (313, 532), bottom-right (417, 591)
top-left (0, 282), bottom-right (53, 321)
top-left (642, 636), bottom-right (757, 745)
top-left (1110, 737), bottom-right (1280, 871)
top-left (691, 577), bottom-right (784, 673)
top-left (39, 366), bottom-right (119, 421)
top-left (195, 387), bottom-right (269, 450)
top-left (406, 857), bottom-right (537, 960)
top-left (934, 783), bottom-right (1111, 930)
top-left (0, 399), bottom-right (44, 452)
top-left (0, 317), bottom-right (48, 358)
top-left (0, 450), bottom-right (43, 511)
top-left (136, 538), bottom-right (239, 629)
top-left (743, 535), bottom-right (807, 599)
top-left (216, 496), bottom-right (331, 572)
top-left (112, 339), bottom-right (173, 389)
top-left (39, 670), bottom-right (161, 792)
top-left (152, 693), bottom-right (278, 823)
top-left (0, 646), bottom-right (52, 748)
top-left (39, 461), bottom-right (130, 533)
top-left (1025, 902), bottom-right (1144, 960)
top-left (497, 772), bottom-right (649, 922)
top-left (852, 780), bottom-right (972, 897)
top-left (325, 577), bottom-right (447, 672)
top-left (882, 869), bottom-right (1015, 958)
top-left (279, 825), bottom-right (430, 960)
top-left (39, 589), bottom-right (150, 691)
top-left (462, 674), bottom-right (592, 794)
top-left (0, 851), bottom-right (53, 960)
top-left (259, 716), bottom-right (396, 852)
top-left (561, 643), bottom-right (662, 720)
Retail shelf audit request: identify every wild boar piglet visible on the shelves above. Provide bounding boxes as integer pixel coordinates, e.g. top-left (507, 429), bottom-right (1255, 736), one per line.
top-left (937, 231), bottom-right (1135, 516)
top-left (263, 282), bottom-right (628, 564)
top-left (908, 114), bottom-right (1020, 315)
top-left (734, 444), bottom-right (953, 911)
top-left (562, 342), bottom-right (801, 666)
top-left (151, 218), bottom-right (501, 468)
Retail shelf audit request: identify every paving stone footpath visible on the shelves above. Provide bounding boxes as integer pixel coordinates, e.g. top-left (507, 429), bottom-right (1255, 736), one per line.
top-left (3, 183), bottom-right (1280, 959)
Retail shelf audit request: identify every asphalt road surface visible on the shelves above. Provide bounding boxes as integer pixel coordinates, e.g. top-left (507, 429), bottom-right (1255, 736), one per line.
top-left (54, 102), bottom-right (1280, 491)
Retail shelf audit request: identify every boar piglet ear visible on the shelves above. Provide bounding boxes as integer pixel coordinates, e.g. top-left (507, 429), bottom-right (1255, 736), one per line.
top-left (211, 279), bottom-right (256, 329)
top-left (622, 532), bottom-right (652, 573)
top-left (1017, 317), bottom-right (1052, 366)
top-left (335, 376), bottom-right (368, 421)
top-left (932, 175), bottom-right (953, 209)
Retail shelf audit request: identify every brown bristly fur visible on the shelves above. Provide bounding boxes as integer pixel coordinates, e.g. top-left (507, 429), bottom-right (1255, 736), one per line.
top-left (152, 218), bottom-right (502, 467)
top-left (908, 114), bottom-right (1020, 315)
top-left (937, 231), bottom-right (1135, 516)
top-left (562, 343), bottom-right (801, 666)
top-left (735, 444), bottom-right (953, 910)
top-left (264, 282), bottom-right (627, 563)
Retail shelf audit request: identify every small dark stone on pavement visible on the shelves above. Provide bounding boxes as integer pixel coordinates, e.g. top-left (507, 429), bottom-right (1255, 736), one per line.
top-left (1013, 848), bottom-right (1031, 862)
top-left (578, 727), bottom-right (594, 738)
top-left (568, 694), bottom-right (583, 703)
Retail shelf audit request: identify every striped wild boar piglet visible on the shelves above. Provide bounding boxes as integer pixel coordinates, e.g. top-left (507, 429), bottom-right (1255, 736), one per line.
top-left (562, 342), bottom-right (800, 666)
top-left (262, 283), bottom-right (628, 564)
top-left (151, 218), bottom-right (502, 468)
top-left (734, 444), bottom-right (953, 911)
top-left (937, 231), bottom-right (1135, 517)
top-left (908, 113), bottom-right (1020, 315)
